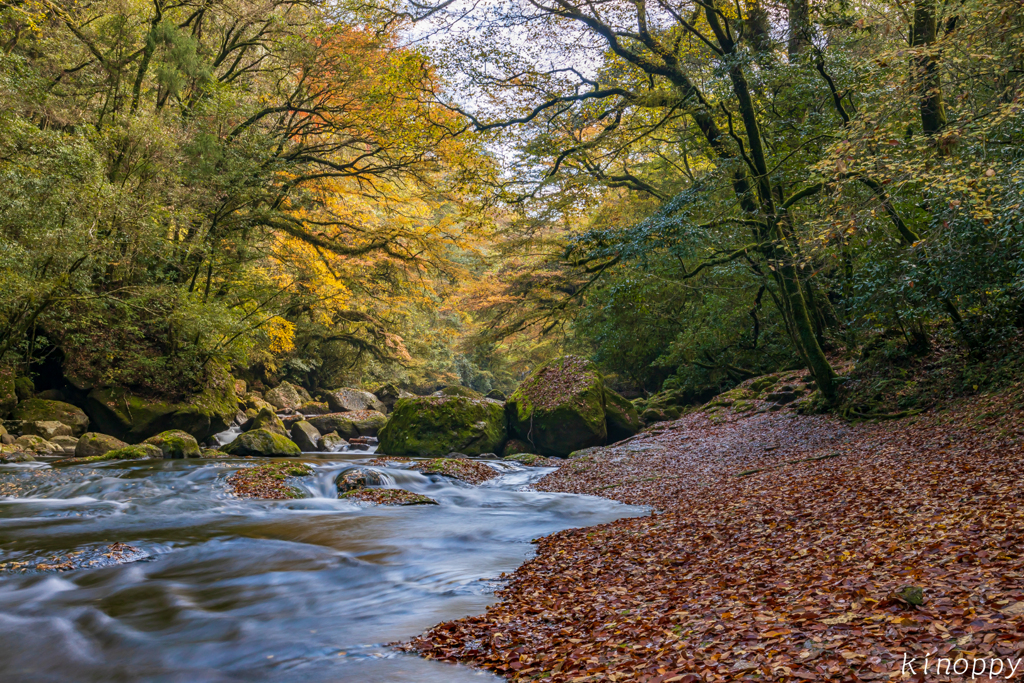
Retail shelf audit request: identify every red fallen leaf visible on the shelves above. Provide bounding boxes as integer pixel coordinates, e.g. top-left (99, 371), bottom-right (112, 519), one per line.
top-left (401, 386), bottom-right (1024, 682)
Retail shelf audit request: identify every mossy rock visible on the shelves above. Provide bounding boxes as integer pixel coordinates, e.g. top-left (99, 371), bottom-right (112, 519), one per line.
top-left (82, 366), bottom-right (237, 442)
top-left (263, 381), bottom-right (311, 411)
top-left (732, 399), bottom-right (755, 413)
top-left (750, 375), bottom-right (780, 394)
top-left (318, 432), bottom-right (347, 452)
top-left (298, 401), bottom-right (330, 415)
top-left (290, 420), bottom-right (322, 451)
top-left (433, 385), bottom-right (484, 399)
top-left (308, 410), bottom-right (387, 439)
top-left (250, 407), bottom-right (287, 436)
top-left (501, 438), bottom-right (534, 458)
top-left (220, 429), bottom-right (301, 457)
top-left (241, 392), bottom-right (274, 413)
top-left (485, 389), bottom-right (507, 401)
top-left (377, 396), bottom-right (506, 457)
top-left (13, 399), bottom-right (89, 436)
top-left (14, 377), bottom-right (34, 401)
top-left (73, 443), bottom-right (164, 463)
top-left (21, 420), bottom-right (73, 440)
top-left (505, 355), bottom-right (607, 457)
top-left (201, 448), bottom-right (229, 458)
top-left (227, 460), bottom-right (312, 499)
top-left (641, 407), bottom-right (669, 424)
top-left (75, 432), bottom-right (128, 458)
top-left (409, 457), bottom-right (499, 484)
top-left (143, 430), bottom-right (201, 459)
top-left (604, 388), bottom-right (641, 442)
top-left (341, 488), bottom-right (437, 506)
top-left (324, 388), bottom-right (387, 414)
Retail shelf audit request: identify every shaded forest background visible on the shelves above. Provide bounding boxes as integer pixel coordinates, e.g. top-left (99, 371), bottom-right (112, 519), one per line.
top-left (0, 0), bottom-right (1022, 410)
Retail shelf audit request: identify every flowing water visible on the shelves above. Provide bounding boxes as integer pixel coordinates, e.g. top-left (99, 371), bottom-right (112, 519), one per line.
top-left (0, 452), bottom-right (643, 682)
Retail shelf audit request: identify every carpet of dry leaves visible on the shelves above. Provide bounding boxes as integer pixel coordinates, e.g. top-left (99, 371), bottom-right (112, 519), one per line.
top-left (408, 389), bottom-right (1024, 682)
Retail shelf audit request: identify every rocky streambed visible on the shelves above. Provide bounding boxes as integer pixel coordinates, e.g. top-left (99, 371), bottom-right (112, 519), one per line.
top-left (0, 451), bottom-right (643, 682)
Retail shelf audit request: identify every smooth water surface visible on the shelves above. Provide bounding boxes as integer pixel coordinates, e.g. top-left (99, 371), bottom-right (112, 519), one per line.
top-left (0, 453), bottom-right (643, 682)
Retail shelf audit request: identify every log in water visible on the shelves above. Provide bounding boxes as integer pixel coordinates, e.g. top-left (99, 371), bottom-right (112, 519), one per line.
top-left (0, 453), bottom-right (642, 682)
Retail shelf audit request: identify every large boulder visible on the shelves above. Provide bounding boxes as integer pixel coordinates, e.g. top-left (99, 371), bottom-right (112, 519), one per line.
top-left (505, 356), bottom-right (607, 457)
top-left (308, 410), bottom-right (387, 439)
top-left (263, 381), bottom-right (311, 412)
top-left (604, 388), bottom-right (642, 442)
top-left (82, 372), bottom-right (238, 443)
top-left (76, 432), bottom-right (129, 458)
top-left (250, 407), bottom-right (287, 436)
top-left (21, 420), bottom-right (73, 440)
top-left (241, 392), bottom-right (274, 413)
top-left (290, 420), bottom-right (322, 451)
top-left (324, 388), bottom-right (388, 415)
top-left (13, 399), bottom-right (89, 436)
top-left (220, 429), bottom-right (301, 457)
top-left (143, 430), bottom-right (201, 459)
top-left (377, 396), bottom-right (506, 457)
top-left (374, 384), bottom-right (414, 412)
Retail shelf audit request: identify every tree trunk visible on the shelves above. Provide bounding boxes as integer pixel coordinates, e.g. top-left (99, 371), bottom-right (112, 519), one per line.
top-left (911, 0), bottom-right (947, 135)
top-left (788, 0), bottom-right (811, 58)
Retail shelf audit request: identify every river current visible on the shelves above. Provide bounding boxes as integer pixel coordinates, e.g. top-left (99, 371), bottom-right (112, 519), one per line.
top-left (0, 452), bottom-right (642, 682)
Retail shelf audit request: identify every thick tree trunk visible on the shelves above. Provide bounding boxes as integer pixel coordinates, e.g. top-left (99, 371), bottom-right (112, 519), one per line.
top-left (788, 0), bottom-right (811, 58)
top-left (911, 0), bottom-right (947, 135)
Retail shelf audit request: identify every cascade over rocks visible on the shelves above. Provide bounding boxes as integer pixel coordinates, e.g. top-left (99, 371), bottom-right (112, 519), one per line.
top-left (377, 396), bottom-right (506, 457)
top-left (13, 399), bottom-right (89, 436)
top-left (324, 388), bottom-right (387, 414)
top-left (505, 355), bottom-right (608, 457)
top-left (220, 429), bottom-right (301, 456)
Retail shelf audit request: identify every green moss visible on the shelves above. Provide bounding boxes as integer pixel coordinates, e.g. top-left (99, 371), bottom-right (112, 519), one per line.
top-left (143, 430), bottom-right (201, 458)
top-left (12, 399), bottom-right (89, 436)
top-left (220, 429), bottom-right (301, 456)
top-left (377, 397), bottom-right (506, 457)
top-left (73, 443), bottom-right (163, 463)
top-left (506, 356), bottom-right (607, 457)
top-left (604, 388), bottom-right (641, 441)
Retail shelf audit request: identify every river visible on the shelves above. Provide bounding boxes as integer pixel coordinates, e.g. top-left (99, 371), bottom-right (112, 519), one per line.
top-left (0, 452), bottom-right (642, 682)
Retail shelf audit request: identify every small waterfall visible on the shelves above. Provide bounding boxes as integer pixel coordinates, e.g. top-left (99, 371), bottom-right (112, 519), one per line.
top-left (211, 424), bottom-right (243, 447)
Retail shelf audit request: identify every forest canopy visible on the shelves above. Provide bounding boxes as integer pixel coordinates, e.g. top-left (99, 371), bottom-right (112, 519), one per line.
top-left (1, 0), bottom-right (1022, 405)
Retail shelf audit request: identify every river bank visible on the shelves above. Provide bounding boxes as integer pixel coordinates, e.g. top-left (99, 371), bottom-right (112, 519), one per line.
top-left (409, 389), bottom-right (1024, 682)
